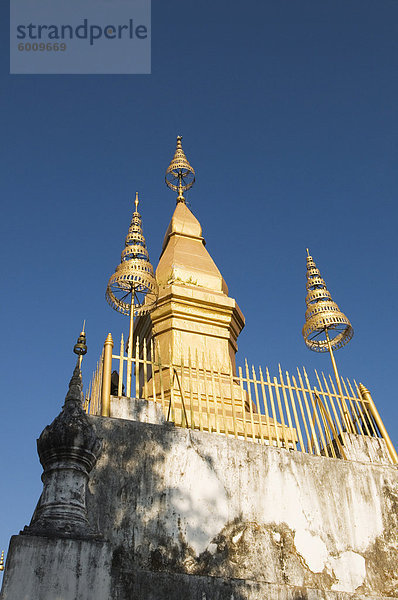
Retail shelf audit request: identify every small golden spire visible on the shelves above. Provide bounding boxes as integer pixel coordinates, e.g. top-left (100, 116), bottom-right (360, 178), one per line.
top-left (106, 195), bottom-right (158, 318)
top-left (302, 251), bottom-right (354, 431)
top-left (302, 252), bottom-right (353, 352)
top-left (0, 550), bottom-right (4, 571)
top-left (165, 135), bottom-right (195, 203)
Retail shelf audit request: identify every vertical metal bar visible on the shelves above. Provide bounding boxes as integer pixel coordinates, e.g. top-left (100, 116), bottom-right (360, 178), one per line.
top-left (266, 368), bottom-right (280, 448)
top-left (245, 360), bottom-right (256, 441)
top-left (118, 334), bottom-right (124, 397)
top-left (252, 365), bottom-right (264, 445)
top-left (218, 371), bottom-right (228, 436)
top-left (314, 390), bottom-right (346, 460)
top-left (346, 377), bottom-right (369, 436)
top-left (188, 351), bottom-right (195, 430)
top-left (150, 339), bottom-right (157, 403)
top-left (202, 353), bottom-right (212, 433)
top-left (353, 379), bottom-right (377, 437)
top-left (291, 374), bottom-right (313, 455)
top-left (315, 370), bottom-right (341, 438)
top-left (143, 338), bottom-right (148, 400)
top-left (259, 367), bottom-right (272, 445)
top-left (229, 369), bottom-right (238, 439)
top-left (211, 363), bottom-right (220, 434)
top-left (297, 368), bottom-right (321, 455)
top-left (157, 342), bottom-right (166, 413)
top-left (314, 388), bottom-right (336, 458)
top-left (358, 384), bottom-right (398, 465)
top-left (303, 367), bottom-right (329, 455)
top-left (195, 351), bottom-right (203, 432)
top-left (321, 372), bottom-right (344, 438)
top-left (328, 374), bottom-right (355, 433)
top-left (101, 333), bottom-right (113, 417)
top-left (285, 371), bottom-right (305, 453)
top-left (126, 294), bottom-right (134, 397)
top-left (314, 371), bottom-right (340, 454)
top-left (341, 377), bottom-right (360, 434)
top-left (274, 377), bottom-right (290, 449)
top-left (279, 366), bottom-right (296, 451)
top-left (167, 344), bottom-right (174, 422)
top-left (180, 356), bottom-right (188, 428)
top-left (325, 328), bottom-right (352, 433)
top-left (238, 366), bottom-right (248, 441)
top-left (135, 336), bottom-right (140, 399)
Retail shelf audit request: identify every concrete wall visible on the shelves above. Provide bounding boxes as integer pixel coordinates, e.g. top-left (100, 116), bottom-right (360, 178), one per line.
top-left (86, 416), bottom-right (398, 599)
top-left (1, 536), bottom-right (111, 600)
top-left (2, 414), bottom-right (397, 599)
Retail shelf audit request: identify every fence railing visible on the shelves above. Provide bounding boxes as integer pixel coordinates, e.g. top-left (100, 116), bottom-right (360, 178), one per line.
top-left (85, 333), bottom-right (397, 464)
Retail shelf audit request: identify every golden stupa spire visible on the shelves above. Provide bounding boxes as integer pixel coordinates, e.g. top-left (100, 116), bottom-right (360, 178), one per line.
top-left (165, 136), bottom-right (195, 203)
top-left (302, 250), bottom-right (353, 352)
top-left (302, 250), bottom-right (354, 431)
top-left (106, 193), bottom-right (158, 319)
top-left (106, 194), bottom-right (158, 396)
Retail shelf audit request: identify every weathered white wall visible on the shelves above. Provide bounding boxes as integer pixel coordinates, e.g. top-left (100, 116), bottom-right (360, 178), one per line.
top-left (86, 416), bottom-right (398, 599)
top-left (0, 536), bottom-right (111, 600)
top-left (2, 415), bottom-right (397, 600)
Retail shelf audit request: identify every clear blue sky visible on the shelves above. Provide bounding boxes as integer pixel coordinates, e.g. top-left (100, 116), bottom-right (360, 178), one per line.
top-left (1, 0), bottom-right (397, 561)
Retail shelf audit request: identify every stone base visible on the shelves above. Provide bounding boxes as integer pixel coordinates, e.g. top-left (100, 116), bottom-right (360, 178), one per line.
top-left (0, 535), bottom-right (111, 600)
top-left (113, 568), bottom-right (397, 600)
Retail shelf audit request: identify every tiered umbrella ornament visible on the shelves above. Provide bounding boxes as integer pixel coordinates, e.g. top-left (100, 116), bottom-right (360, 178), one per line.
top-left (302, 249), bottom-right (354, 431)
top-left (106, 193), bottom-right (158, 391)
top-left (165, 135), bottom-right (195, 202)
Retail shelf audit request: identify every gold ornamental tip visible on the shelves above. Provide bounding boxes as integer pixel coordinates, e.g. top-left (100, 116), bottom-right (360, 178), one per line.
top-left (106, 194), bottom-right (158, 318)
top-left (302, 251), bottom-right (353, 352)
top-left (165, 135), bottom-right (195, 203)
top-left (73, 323), bottom-right (87, 359)
top-left (0, 550), bottom-right (4, 571)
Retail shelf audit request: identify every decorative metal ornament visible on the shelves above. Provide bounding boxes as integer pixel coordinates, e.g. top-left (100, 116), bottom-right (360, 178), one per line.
top-left (302, 250), bottom-right (353, 352)
top-left (165, 136), bottom-right (195, 202)
top-left (106, 193), bottom-right (158, 318)
top-left (302, 249), bottom-right (354, 431)
top-left (73, 321), bottom-right (87, 366)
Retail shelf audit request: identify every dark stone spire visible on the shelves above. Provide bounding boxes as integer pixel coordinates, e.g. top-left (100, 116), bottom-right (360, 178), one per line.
top-left (24, 364), bottom-right (102, 539)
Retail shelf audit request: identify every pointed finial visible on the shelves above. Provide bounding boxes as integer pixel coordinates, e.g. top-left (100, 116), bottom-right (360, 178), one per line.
top-left (74, 324), bottom-right (87, 365)
top-left (0, 550), bottom-right (4, 571)
top-left (106, 196), bottom-right (158, 317)
top-left (165, 135), bottom-right (195, 203)
top-left (302, 252), bottom-right (353, 352)
top-left (64, 363), bottom-right (83, 406)
top-left (306, 248), bottom-right (310, 257)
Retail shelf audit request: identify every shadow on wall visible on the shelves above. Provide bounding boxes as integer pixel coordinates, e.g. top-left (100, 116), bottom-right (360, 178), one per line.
top-left (85, 408), bottom-right (398, 600)
top-left (85, 414), bottom-right (254, 600)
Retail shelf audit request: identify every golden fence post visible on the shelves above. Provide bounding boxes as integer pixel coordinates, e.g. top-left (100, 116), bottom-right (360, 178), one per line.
top-left (252, 365), bottom-right (264, 445)
top-left (259, 367), bottom-right (272, 445)
top-left (354, 379), bottom-right (377, 437)
top-left (266, 367), bottom-right (280, 448)
top-left (245, 360), bottom-right (256, 442)
top-left (359, 384), bottom-right (398, 465)
top-left (101, 333), bottom-right (113, 417)
top-left (118, 333), bottom-right (125, 397)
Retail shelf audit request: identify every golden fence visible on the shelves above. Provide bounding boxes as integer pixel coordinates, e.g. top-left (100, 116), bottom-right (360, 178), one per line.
top-left (85, 333), bottom-right (397, 464)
